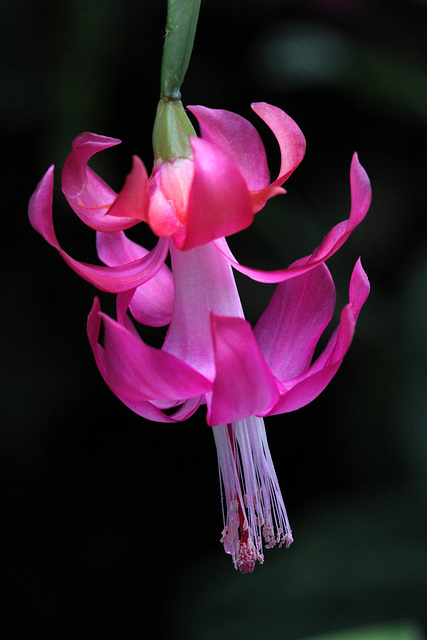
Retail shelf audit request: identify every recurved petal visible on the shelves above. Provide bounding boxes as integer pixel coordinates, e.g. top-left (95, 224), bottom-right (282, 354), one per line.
top-left (267, 259), bottom-right (370, 415)
top-left (252, 102), bottom-right (306, 186)
top-left (254, 263), bottom-right (336, 381)
top-left (28, 167), bottom-right (169, 292)
top-left (98, 307), bottom-right (212, 404)
top-left (97, 231), bottom-right (174, 326)
top-left (249, 184), bottom-right (286, 214)
top-left (28, 165), bottom-right (58, 247)
top-left (106, 155), bottom-right (149, 222)
top-left (207, 315), bottom-right (280, 426)
top-left (116, 395), bottom-right (204, 423)
top-left (87, 298), bottom-right (202, 423)
top-left (62, 132), bottom-right (146, 231)
top-left (188, 105), bottom-right (270, 191)
top-left (175, 137), bottom-right (254, 251)
top-left (64, 132), bottom-right (121, 196)
top-left (127, 280), bottom-right (173, 327)
top-left (309, 153), bottom-right (372, 262)
top-left (214, 153), bottom-right (371, 283)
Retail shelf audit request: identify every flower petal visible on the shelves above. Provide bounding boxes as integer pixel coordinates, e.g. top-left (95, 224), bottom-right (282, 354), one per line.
top-left (309, 153), bottom-right (372, 262)
top-left (175, 137), bottom-right (254, 251)
top-left (96, 231), bottom-right (174, 326)
top-left (207, 315), bottom-right (280, 426)
top-left (254, 263), bottom-right (336, 381)
top-left (267, 259), bottom-right (370, 414)
top-left (147, 171), bottom-right (182, 237)
top-left (119, 395), bottom-right (204, 423)
top-left (214, 153), bottom-right (371, 283)
top-left (147, 159), bottom-right (194, 237)
top-left (28, 167), bottom-right (169, 292)
top-left (92, 301), bottom-right (211, 402)
top-left (62, 132), bottom-right (147, 231)
top-left (246, 102), bottom-right (306, 212)
top-left (87, 298), bottom-right (202, 422)
top-left (251, 102), bottom-right (306, 186)
top-left (188, 105), bottom-right (270, 191)
top-left (106, 155), bottom-right (149, 222)
top-left (163, 243), bottom-right (244, 380)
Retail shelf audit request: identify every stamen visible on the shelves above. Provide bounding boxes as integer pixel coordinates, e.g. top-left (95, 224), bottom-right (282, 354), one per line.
top-left (213, 416), bottom-right (292, 573)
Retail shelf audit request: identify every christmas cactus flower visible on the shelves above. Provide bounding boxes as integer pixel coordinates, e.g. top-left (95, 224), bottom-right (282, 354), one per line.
top-left (29, 99), bottom-right (371, 572)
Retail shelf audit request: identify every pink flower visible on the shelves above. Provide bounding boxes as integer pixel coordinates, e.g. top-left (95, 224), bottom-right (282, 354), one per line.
top-left (28, 102), bottom-right (371, 572)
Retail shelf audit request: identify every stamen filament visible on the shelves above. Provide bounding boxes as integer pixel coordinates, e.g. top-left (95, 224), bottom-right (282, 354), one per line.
top-left (214, 416), bottom-right (292, 573)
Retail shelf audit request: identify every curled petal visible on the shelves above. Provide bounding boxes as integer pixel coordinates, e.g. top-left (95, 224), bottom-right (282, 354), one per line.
top-left (249, 184), bottom-right (286, 214)
top-left (254, 263), bottom-right (336, 381)
top-left (118, 395), bottom-right (204, 423)
top-left (28, 166), bottom-right (58, 247)
top-left (188, 105), bottom-right (270, 191)
top-left (63, 132), bottom-right (120, 197)
top-left (88, 298), bottom-right (211, 402)
top-left (251, 102), bottom-right (306, 187)
top-left (102, 313), bottom-right (211, 402)
top-left (267, 259), bottom-right (370, 414)
top-left (248, 101), bottom-right (306, 212)
top-left (309, 153), bottom-right (372, 262)
top-left (175, 137), bottom-right (254, 251)
top-left (97, 231), bottom-right (174, 326)
top-left (87, 299), bottom-right (203, 422)
top-left (62, 132), bottom-right (147, 231)
top-left (28, 167), bottom-right (169, 292)
top-left (214, 153), bottom-right (371, 283)
top-left (107, 155), bottom-right (149, 222)
top-left (115, 289), bottom-right (140, 336)
top-left (207, 315), bottom-right (280, 426)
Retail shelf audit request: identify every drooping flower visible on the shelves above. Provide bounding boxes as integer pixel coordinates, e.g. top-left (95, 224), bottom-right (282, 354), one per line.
top-left (28, 101), bottom-right (371, 571)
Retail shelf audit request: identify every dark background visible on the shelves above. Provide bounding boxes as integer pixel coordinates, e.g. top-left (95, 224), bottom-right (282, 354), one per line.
top-left (2, 0), bottom-right (427, 638)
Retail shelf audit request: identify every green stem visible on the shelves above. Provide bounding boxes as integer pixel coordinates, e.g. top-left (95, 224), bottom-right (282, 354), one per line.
top-left (160, 0), bottom-right (202, 100)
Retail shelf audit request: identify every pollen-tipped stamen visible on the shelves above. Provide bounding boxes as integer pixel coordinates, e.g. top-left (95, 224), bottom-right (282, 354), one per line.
top-left (213, 416), bottom-right (292, 573)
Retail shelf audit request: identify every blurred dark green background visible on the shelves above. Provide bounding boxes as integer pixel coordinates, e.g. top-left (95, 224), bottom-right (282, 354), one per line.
top-left (1, 0), bottom-right (427, 638)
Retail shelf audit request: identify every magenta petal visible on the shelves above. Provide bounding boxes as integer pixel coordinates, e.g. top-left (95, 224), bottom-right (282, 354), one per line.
top-left (188, 105), bottom-right (270, 191)
top-left (214, 153), bottom-right (371, 283)
top-left (107, 155), bottom-right (149, 222)
top-left (207, 315), bottom-right (280, 426)
top-left (96, 229), bottom-right (148, 265)
top-left (99, 309), bottom-right (212, 403)
top-left (116, 395), bottom-right (204, 423)
top-left (97, 231), bottom-right (174, 326)
top-left (63, 236), bottom-right (169, 293)
top-left (87, 299), bottom-right (203, 423)
top-left (64, 132), bottom-right (121, 196)
top-left (267, 259), bottom-right (370, 414)
top-left (128, 280), bottom-right (174, 327)
top-left (28, 166), bottom-right (58, 247)
top-left (115, 289), bottom-right (140, 336)
top-left (251, 102), bottom-right (306, 186)
top-left (309, 153), bottom-right (372, 263)
top-left (175, 137), bottom-right (254, 251)
top-left (87, 297), bottom-right (108, 381)
top-left (28, 167), bottom-right (169, 292)
top-left (254, 263), bottom-right (336, 381)
top-left (163, 243), bottom-right (245, 380)
top-left (62, 132), bottom-right (143, 231)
